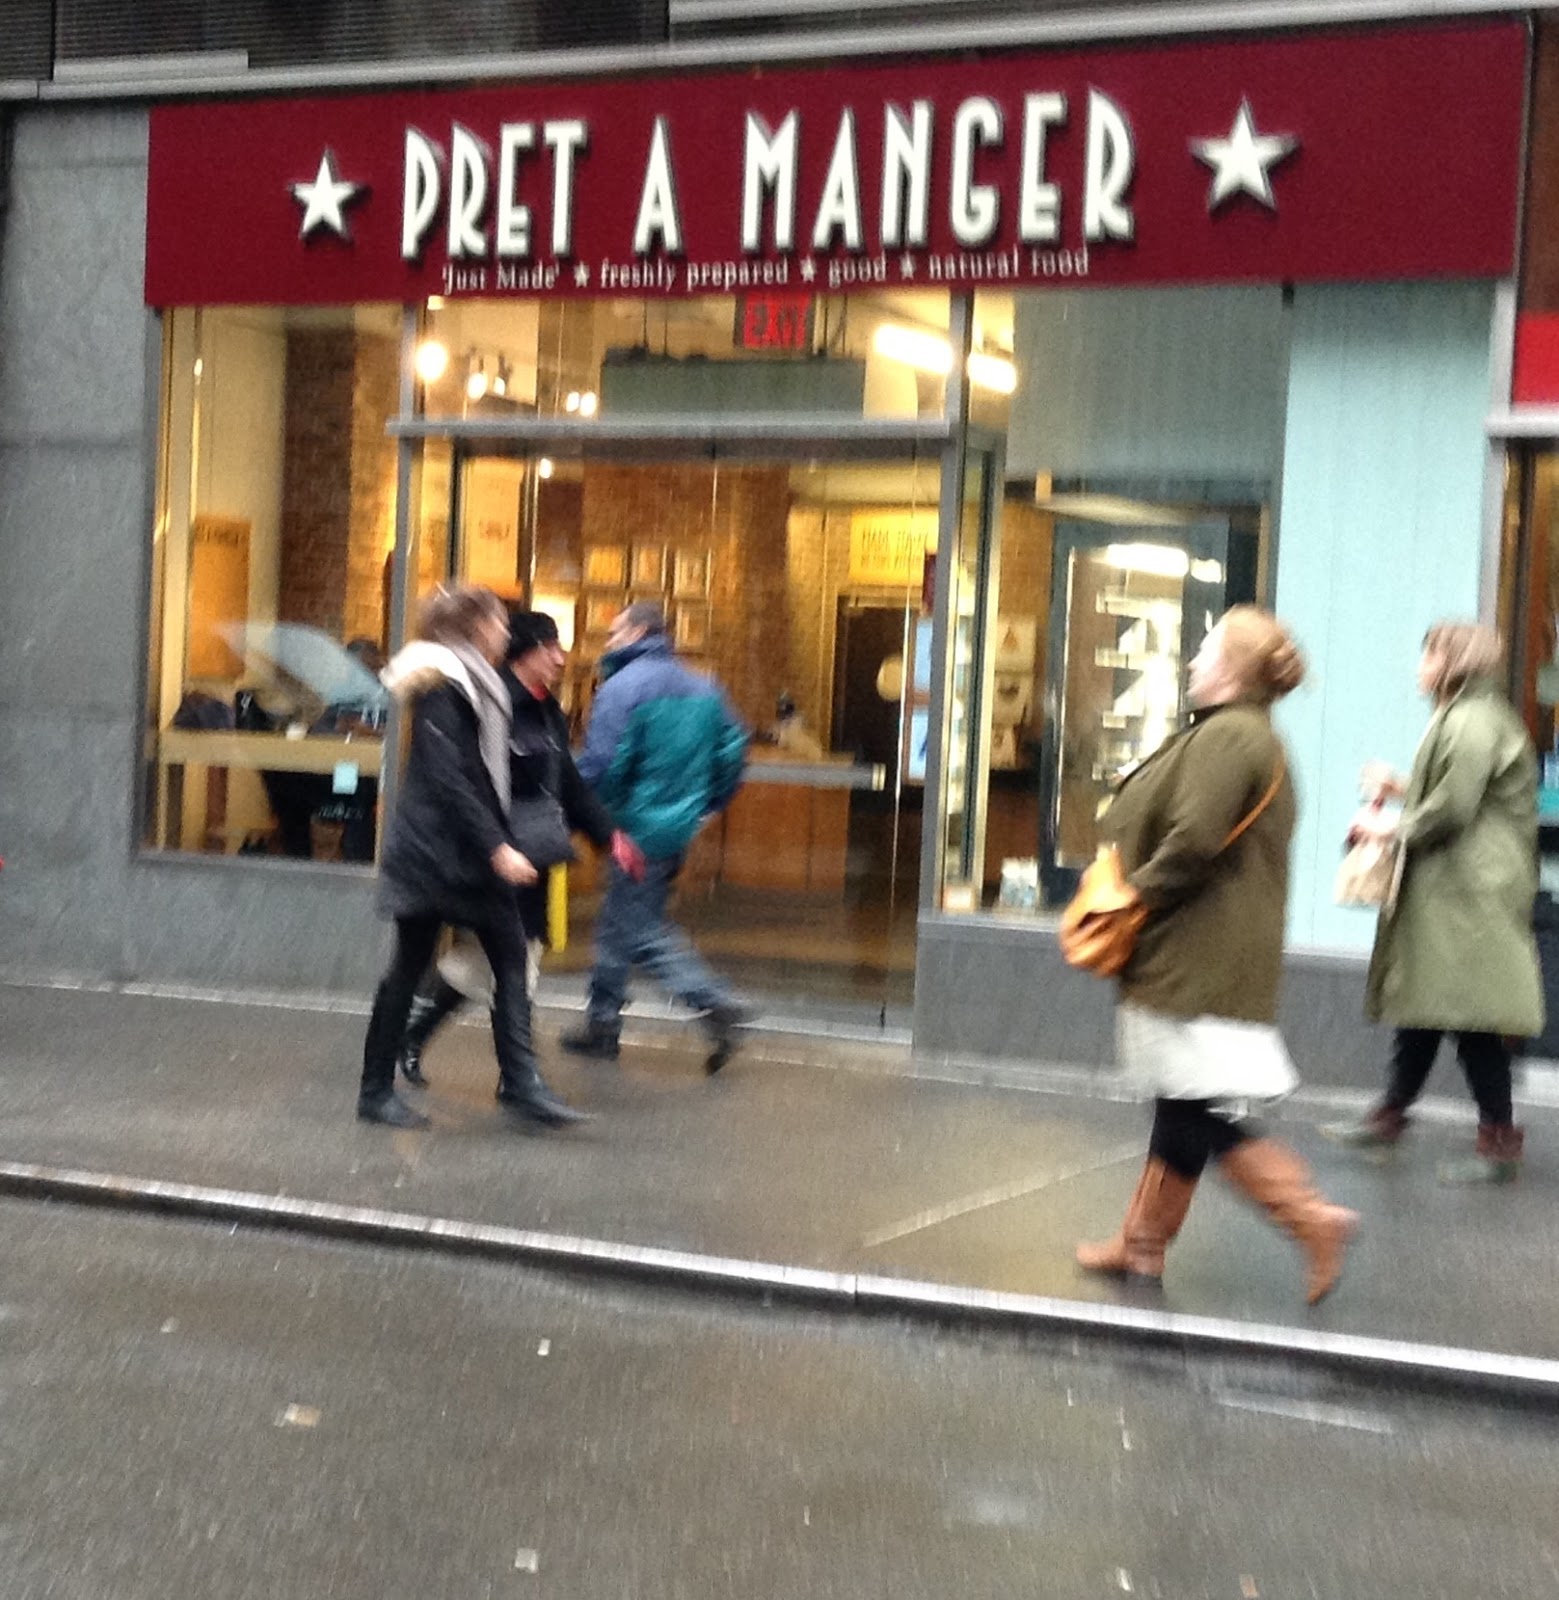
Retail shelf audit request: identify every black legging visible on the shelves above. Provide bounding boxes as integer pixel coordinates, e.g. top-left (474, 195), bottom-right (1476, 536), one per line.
top-left (360, 913), bottom-right (536, 1103)
top-left (1384, 1028), bottom-right (1514, 1126)
top-left (1148, 1097), bottom-right (1259, 1180)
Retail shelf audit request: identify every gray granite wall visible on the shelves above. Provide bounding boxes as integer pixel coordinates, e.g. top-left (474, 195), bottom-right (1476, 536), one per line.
top-left (0, 107), bottom-right (384, 995)
top-left (913, 913), bottom-right (1390, 1090)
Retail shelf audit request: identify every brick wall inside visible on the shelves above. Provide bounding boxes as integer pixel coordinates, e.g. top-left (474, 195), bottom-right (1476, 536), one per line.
top-left (278, 329), bottom-right (399, 647)
top-left (578, 463), bottom-right (792, 726)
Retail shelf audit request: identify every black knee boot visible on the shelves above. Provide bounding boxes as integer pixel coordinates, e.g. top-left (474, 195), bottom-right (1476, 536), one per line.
top-left (398, 977), bottom-right (465, 1088)
top-left (492, 990), bottom-right (589, 1128)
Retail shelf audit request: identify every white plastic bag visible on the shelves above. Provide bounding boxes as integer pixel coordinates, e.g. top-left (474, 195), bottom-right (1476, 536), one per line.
top-left (1334, 798), bottom-right (1400, 908)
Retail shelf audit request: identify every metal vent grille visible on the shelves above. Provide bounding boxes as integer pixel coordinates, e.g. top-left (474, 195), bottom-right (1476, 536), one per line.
top-left (0, 0), bottom-right (53, 80)
top-left (53, 0), bottom-right (668, 69)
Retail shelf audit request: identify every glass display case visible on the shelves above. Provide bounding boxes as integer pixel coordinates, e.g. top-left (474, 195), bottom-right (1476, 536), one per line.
top-left (1041, 521), bottom-right (1230, 898)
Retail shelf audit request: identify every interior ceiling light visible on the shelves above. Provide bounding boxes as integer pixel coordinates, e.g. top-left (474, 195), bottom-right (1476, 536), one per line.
top-left (967, 351), bottom-right (1018, 395)
top-left (871, 325), bottom-right (1017, 393)
top-left (492, 356), bottom-right (512, 399)
top-left (414, 339), bottom-right (449, 384)
top-left (465, 352), bottom-right (488, 401)
top-left (578, 390), bottom-right (599, 417)
top-left (537, 457), bottom-right (555, 479)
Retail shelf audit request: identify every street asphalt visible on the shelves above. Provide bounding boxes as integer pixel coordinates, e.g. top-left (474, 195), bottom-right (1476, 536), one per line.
top-left (0, 981), bottom-right (1555, 1364)
top-left (3, 1198), bottom-right (1557, 1600)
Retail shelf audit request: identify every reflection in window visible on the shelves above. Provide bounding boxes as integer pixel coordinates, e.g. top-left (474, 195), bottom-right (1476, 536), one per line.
top-left (941, 285), bottom-right (1286, 916)
top-left (415, 292), bottom-right (952, 422)
top-left (144, 305), bottom-right (399, 862)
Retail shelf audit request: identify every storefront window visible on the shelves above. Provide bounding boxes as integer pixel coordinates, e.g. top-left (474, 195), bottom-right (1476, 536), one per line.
top-left (397, 434), bottom-right (939, 1007)
top-left (414, 292), bottom-right (951, 424)
top-left (936, 286), bottom-right (1286, 916)
top-left (143, 304), bottom-right (400, 862)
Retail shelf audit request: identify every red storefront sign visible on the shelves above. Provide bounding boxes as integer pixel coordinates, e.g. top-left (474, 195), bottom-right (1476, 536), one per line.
top-left (145, 21), bottom-right (1525, 307)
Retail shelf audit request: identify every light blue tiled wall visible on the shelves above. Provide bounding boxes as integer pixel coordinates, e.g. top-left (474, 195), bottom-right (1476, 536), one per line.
top-left (1275, 281), bottom-right (1494, 951)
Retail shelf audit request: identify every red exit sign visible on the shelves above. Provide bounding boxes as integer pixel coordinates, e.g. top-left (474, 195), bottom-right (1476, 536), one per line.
top-left (735, 294), bottom-right (816, 352)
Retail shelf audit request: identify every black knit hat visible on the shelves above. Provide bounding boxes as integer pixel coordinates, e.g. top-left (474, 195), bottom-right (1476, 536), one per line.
top-left (506, 608), bottom-right (561, 661)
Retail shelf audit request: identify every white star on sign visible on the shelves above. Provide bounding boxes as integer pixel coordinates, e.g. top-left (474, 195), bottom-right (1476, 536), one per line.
top-left (899, 254), bottom-right (917, 279)
top-left (1190, 100), bottom-right (1298, 211)
top-left (290, 149), bottom-right (366, 240)
top-left (574, 262), bottom-right (591, 287)
top-left (799, 258), bottom-right (817, 283)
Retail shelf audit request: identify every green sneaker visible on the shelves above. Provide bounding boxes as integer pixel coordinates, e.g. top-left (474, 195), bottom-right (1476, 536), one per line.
top-left (1437, 1155), bottom-right (1520, 1185)
top-left (1437, 1123), bottom-right (1523, 1186)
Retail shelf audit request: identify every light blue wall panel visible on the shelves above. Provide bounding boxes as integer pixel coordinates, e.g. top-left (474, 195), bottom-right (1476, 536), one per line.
top-left (1276, 281), bottom-right (1493, 951)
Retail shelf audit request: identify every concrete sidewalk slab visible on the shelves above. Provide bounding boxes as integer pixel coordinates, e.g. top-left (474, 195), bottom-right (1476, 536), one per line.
top-left (0, 982), bottom-right (1553, 1370)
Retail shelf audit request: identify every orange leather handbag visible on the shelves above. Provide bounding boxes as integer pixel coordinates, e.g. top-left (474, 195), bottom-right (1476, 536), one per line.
top-left (1059, 755), bottom-right (1285, 979)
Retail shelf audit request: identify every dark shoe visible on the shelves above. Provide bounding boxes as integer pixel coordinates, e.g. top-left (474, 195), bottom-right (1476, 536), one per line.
top-left (1076, 1157), bottom-right (1199, 1281)
top-left (702, 1002), bottom-right (754, 1075)
top-left (398, 979), bottom-right (465, 1088)
top-left (1439, 1122), bottom-right (1524, 1185)
top-left (560, 1022), bottom-right (621, 1061)
top-left (497, 1084), bottom-right (592, 1128)
top-left (356, 1091), bottom-right (430, 1130)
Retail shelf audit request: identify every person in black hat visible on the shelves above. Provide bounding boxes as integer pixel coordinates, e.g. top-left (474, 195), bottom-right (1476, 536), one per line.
top-left (396, 609), bottom-right (631, 1086)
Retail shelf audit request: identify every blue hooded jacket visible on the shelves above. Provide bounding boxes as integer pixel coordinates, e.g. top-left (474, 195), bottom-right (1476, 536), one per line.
top-left (577, 634), bottom-right (749, 860)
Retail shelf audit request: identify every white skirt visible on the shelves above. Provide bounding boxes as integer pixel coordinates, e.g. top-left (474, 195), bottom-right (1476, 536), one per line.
top-left (1117, 1002), bottom-right (1299, 1106)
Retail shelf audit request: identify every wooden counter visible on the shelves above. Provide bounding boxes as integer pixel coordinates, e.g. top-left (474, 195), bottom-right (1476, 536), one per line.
top-left (719, 752), bottom-right (879, 894)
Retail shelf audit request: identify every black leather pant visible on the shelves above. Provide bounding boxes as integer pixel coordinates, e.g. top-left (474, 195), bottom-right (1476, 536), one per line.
top-left (361, 913), bottom-right (537, 1102)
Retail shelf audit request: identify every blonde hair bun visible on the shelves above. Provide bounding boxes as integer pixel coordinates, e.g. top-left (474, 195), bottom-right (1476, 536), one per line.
top-left (1219, 605), bottom-right (1307, 703)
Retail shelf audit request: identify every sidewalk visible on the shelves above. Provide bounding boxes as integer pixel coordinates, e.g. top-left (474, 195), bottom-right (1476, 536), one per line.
top-left (1, 980), bottom-right (1555, 1376)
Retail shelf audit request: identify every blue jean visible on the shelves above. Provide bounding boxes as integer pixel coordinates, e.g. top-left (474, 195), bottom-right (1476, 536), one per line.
top-left (586, 856), bottom-right (735, 1032)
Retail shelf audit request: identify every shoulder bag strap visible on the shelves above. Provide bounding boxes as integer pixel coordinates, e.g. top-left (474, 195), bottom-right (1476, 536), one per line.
top-left (1220, 753), bottom-right (1286, 852)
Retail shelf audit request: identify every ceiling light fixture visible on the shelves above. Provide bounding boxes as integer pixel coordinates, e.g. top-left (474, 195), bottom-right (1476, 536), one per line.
top-left (414, 339), bottom-right (449, 384)
top-left (871, 325), bottom-right (1017, 394)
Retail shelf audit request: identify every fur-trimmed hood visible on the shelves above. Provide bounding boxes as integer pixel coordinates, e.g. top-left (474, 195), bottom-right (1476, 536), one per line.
top-left (379, 641), bottom-right (476, 706)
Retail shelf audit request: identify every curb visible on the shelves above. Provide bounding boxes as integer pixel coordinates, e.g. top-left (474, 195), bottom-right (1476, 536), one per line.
top-left (4, 1159), bottom-right (1559, 1405)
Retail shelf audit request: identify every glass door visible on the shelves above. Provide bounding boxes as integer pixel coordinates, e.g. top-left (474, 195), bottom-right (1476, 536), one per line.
top-left (1039, 519), bottom-right (1230, 902)
top-left (933, 441), bottom-right (1004, 911)
top-left (409, 434), bottom-right (940, 1027)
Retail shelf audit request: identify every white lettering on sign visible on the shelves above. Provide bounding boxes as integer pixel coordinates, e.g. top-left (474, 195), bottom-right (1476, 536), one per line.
top-left (392, 83), bottom-right (1157, 279)
top-left (401, 128), bottom-right (442, 261)
top-left (880, 102), bottom-right (933, 250)
top-left (1019, 93), bottom-right (1067, 244)
top-left (1085, 89), bottom-right (1135, 242)
top-left (449, 124), bottom-right (489, 258)
top-left (634, 117), bottom-right (684, 255)
top-left (951, 97), bottom-right (1004, 248)
top-left (496, 123), bottom-right (535, 257)
top-left (812, 110), bottom-right (863, 251)
top-left (742, 112), bottom-right (799, 253)
top-left (544, 120), bottom-right (588, 254)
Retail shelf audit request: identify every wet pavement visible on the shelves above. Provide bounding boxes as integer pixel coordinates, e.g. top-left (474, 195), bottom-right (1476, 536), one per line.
top-left (3, 1198), bottom-right (1557, 1600)
top-left (0, 981), bottom-right (1555, 1363)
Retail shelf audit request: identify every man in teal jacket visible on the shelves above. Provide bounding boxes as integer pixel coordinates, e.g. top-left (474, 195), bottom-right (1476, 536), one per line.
top-left (565, 601), bottom-right (752, 1071)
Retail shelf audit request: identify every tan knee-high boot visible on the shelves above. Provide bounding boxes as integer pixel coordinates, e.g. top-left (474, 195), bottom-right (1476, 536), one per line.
top-left (1076, 1157), bottom-right (1199, 1281)
top-left (1218, 1138), bottom-right (1359, 1305)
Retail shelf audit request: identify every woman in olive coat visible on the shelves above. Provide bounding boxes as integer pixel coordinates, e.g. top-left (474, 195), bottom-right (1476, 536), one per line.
top-left (1329, 623), bottom-right (1541, 1182)
top-left (1075, 607), bottom-right (1358, 1304)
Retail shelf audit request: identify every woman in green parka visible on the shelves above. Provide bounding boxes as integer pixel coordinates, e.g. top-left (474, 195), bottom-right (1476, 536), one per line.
top-left (1328, 622), bottom-right (1542, 1182)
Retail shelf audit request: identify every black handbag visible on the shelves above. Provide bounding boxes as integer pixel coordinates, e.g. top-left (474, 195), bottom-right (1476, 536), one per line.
top-left (509, 739), bottom-right (575, 869)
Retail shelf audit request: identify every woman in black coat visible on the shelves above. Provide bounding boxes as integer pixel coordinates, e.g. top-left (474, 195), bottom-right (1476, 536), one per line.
top-left (397, 609), bottom-right (630, 1084)
top-left (357, 586), bottom-right (585, 1131)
